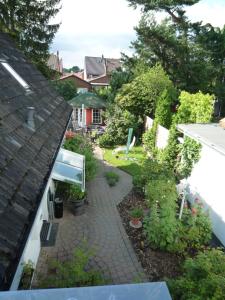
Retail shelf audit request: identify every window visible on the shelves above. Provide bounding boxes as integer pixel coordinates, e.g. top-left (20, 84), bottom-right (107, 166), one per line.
top-left (80, 109), bottom-right (83, 122)
top-left (1, 61), bottom-right (31, 92)
top-left (92, 109), bottom-right (101, 124)
top-left (74, 108), bottom-right (79, 121)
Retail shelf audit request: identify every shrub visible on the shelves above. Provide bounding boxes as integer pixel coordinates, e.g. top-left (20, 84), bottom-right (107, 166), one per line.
top-left (130, 207), bottom-right (144, 219)
top-left (64, 134), bottom-right (97, 181)
top-left (144, 177), bottom-right (178, 252)
top-left (98, 103), bottom-right (142, 147)
top-left (69, 184), bottom-right (86, 201)
top-left (38, 245), bottom-right (105, 288)
top-left (169, 249), bottom-right (225, 300)
top-left (132, 175), bottom-right (145, 194)
top-left (179, 201), bottom-right (212, 254)
top-left (98, 132), bottom-right (114, 148)
top-left (142, 119), bottom-right (158, 158)
top-left (104, 171), bottom-right (119, 186)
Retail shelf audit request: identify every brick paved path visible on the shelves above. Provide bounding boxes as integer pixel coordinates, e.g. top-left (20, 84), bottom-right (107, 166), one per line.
top-left (35, 147), bottom-right (146, 285)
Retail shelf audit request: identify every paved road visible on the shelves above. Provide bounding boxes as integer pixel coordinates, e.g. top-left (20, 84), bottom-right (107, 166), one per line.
top-left (35, 147), bottom-right (146, 285)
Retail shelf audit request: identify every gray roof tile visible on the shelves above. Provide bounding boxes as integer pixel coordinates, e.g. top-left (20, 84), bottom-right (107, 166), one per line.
top-left (0, 33), bottom-right (72, 289)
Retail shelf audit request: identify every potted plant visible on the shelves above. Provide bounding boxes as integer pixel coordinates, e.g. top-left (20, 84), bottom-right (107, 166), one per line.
top-left (19, 261), bottom-right (35, 290)
top-left (69, 184), bottom-right (87, 215)
top-left (130, 207), bottom-right (143, 228)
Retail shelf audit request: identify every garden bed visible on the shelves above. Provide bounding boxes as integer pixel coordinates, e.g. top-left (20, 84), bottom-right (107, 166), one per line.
top-left (118, 189), bottom-right (184, 281)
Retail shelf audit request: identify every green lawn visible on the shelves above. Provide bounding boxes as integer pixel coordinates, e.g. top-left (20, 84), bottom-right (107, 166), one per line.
top-left (103, 146), bottom-right (145, 177)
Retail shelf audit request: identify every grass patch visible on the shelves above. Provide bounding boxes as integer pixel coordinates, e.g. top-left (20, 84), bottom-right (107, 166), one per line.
top-left (104, 171), bottom-right (120, 186)
top-left (103, 146), bottom-right (145, 177)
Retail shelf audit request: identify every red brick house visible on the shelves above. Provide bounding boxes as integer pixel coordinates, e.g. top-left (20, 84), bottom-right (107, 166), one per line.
top-left (60, 73), bottom-right (92, 93)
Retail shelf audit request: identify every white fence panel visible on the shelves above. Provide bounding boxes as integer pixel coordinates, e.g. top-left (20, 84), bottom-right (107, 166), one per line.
top-left (145, 117), bottom-right (169, 149)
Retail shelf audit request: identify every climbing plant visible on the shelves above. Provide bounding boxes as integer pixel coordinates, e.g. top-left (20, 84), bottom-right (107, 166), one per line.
top-left (162, 91), bottom-right (214, 179)
top-left (176, 137), bottom-right (202, 180)
top-left (142, 119), bottom-right (158, 158)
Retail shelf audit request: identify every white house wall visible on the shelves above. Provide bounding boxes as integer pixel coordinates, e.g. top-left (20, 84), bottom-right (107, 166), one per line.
top-left (186, 144), bottom-right (225, 246)
top-left (10, 178), bottom-right (55, 290)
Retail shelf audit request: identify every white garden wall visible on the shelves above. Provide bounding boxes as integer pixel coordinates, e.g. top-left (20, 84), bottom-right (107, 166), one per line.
top-left (186, 144), bottom-right (225, 246)
top-left (145, 117), bottom-right (169, 149)
top-left (10, 178), bottom-right (55, 290)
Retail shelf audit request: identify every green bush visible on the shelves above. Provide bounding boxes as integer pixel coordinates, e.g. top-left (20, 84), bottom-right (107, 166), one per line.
top-left (69, 184), bottom-right (86, 201)
top-left (143, 159), bottom-right (212, 254)
top-left (179, 201), bottom-right (212, 254)
top-left (142, 119), bottom-right (158, 158)
top-left (144, 177), bottom-right (178, 252)
top-left (132, 175), bottom-right (145, 194)
top-left (64, 135), bottom-right (97, 181)
top-left (99, 105), bottom-right (141, 147)
top-left (104, 171), bottom-right (119, 186)
top-left (130, 207), bottom-right (144, 218)
top-left (169, 249), bottom-right (225, 300)
top-left (38, 245), bottom-right (105, 288)
top-left (98, 132), bottom-right (114, 148)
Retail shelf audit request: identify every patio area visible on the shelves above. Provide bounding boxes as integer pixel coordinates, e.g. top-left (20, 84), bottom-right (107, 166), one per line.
top-left (34, 147), bottom-right (146, 286)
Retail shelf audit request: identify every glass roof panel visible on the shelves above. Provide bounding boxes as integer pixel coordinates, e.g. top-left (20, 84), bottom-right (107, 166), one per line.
top-left (56, 148), bottom-right (84, 169)
top-left (1, 61), bottom-right (30, 90)
top-left (2, 282), bottom-right (172, 300)
top-left (52, 148), bottom-right (85, 190)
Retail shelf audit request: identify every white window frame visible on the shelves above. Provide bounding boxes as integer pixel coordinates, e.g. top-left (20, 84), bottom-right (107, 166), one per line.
top-left (1, 61), bottom-right (31, 91)
top-left (92, 109), bottom-right (101, 124)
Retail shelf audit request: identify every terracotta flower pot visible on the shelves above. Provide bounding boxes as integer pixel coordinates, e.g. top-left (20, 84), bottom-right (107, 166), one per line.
top-left (131, 217), bottom-right (141, 226)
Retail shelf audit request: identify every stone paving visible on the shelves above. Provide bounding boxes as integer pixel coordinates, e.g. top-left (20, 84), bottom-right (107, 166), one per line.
top-left (34, 147), bottom-right (146, 285)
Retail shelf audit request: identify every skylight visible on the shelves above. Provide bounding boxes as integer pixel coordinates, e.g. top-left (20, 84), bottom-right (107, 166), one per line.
top-left (1, 61), bottom-right (30, 91)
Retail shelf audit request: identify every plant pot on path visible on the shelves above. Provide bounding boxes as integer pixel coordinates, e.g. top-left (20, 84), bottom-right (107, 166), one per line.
top-left (129, 207), bottom-right (143, 229)
top-left (69, 184), bottom-right (87, 216)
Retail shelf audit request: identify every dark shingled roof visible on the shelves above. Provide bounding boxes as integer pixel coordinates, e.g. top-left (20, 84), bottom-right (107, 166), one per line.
top-left (0, 33), bottom-right (72, 289)
top-left (69, 92), bottom-right (106, 109)
top-left (84, 56), bottom-right (121, 77)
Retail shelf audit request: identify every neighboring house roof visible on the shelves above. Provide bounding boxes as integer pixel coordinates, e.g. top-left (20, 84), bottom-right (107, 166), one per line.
top-left (47, 52), bottom-right (63, 73)
top-left (69, 92), bottom-right (106, 109)
top-left (106, 58), bottom-right (122, 74)
top-left (177, 123), bottom-right (225, 156)
top-left (59, 73), bottom-right (92, 91)
top-left (0, 33), bottom-right (72, 289)
top-left (89, 74), bottom-right (110, 85)
top-left (84, 56), bottom-right (121, 79)
top-left (75, 71), bottom-right (84, 79)
top-left (85, 56), bottom-right (106, 77)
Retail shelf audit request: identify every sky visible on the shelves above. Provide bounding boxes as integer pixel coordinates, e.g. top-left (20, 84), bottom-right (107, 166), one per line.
top-left (51, 0), bottom-right (225, 69)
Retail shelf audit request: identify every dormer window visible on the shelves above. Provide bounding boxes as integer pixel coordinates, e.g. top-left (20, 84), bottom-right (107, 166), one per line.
top-left (1, 61), bottom-right (31, 92)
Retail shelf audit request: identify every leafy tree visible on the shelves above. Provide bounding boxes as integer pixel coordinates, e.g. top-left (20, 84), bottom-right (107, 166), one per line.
top-left (98, 105), bottom-right (141, 147)
top-left (116, 64), bottom-right (175, 118)
top-left (63, 66), bottom-right (82, 73)
top-left (0, 0), bottom-right (61, 77)
top-left (52, 80), bottom-right (77, 101)
top-left (97, 69), bottom-right (133, 103)
top-left (176, 91), bottom-right (214, 124)
top-left (169, 249), bottom-right (225, 300)
top-left (126, 0), bottom-right (225, 112)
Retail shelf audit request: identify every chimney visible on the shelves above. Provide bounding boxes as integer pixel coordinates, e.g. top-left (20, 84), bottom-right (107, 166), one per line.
top-left (27, 107), bottom-right (35, 130)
